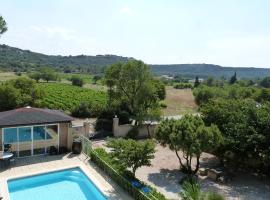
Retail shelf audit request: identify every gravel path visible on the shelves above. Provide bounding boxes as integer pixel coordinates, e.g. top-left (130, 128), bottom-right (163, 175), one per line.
top-left (92, 140), bottom-right (270, 200)
top-left (136, 144), bottom-right (270, 200)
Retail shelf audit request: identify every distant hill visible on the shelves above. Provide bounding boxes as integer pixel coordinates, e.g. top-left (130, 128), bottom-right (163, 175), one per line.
top-left (1, 44), bottom-right (270, 79)
top-left (150, 64), bottom-right (270, 79)
top-left (0, 44), bottom-right (133, 73)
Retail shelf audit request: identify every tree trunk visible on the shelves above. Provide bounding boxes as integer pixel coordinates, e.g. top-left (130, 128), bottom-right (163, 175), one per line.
top-left (132, 166), bottom-right (137, 176)
top-left (146, 124), bottom-right (151, 138)
top-left (193, 155), bottom-right (200, 174)
top-left (175, 150), bottom-right (186, 170)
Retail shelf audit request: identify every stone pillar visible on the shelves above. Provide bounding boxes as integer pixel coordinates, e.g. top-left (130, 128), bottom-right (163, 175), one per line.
top-left (83, 119), bottom-right (90, 137)
top-left (113, 116), bottom-right (119, 137)
top-left (67, 123), bottom-right (73, 151)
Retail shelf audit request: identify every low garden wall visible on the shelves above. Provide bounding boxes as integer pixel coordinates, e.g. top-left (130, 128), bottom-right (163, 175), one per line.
top-left (113, 117), bottom-right (157, 138)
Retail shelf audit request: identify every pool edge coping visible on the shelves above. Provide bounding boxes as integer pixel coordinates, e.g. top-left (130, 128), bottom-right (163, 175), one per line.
top-left (0, 163), bottom-right (112, 200)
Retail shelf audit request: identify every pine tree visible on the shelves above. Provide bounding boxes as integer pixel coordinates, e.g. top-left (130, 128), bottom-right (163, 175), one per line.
top-left (194, 76), bottom-right (200, 87)
top-left (229, 72), bottom-right (237, 84)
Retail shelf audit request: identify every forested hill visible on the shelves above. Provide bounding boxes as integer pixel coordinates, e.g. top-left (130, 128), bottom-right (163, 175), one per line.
top-left (1, 44), bottom-right (270, 79)
top-left (0, 44), bottom-right (133, 73)
top-left (150, 64), bottom-right (270, 79)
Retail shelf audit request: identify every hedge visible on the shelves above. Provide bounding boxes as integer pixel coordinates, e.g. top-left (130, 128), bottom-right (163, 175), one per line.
top-left (90, 149), bottom-right (167, 200)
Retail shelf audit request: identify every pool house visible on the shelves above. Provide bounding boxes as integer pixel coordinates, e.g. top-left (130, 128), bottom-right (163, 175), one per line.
top-left (0, 107), bottom-right (73, 157)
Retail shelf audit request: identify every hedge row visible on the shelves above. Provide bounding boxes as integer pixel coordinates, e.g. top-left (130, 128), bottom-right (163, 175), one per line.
top-left (90, 149), bottom-right (167, 200)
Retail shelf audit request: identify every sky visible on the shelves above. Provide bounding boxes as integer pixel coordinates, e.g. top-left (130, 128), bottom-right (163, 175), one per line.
top-left (1, 0), bottom-right (270, 67)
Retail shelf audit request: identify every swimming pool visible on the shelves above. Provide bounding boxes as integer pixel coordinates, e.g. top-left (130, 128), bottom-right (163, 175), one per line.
top-left (7, 168), bottom-right (107, 200)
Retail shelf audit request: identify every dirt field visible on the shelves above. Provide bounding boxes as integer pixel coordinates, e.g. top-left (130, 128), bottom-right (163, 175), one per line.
top-left (162, 86), bottom-right (198, 116)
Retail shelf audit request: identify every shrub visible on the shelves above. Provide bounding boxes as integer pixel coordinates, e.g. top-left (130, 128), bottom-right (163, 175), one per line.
top-left (180, 181), bottom-right (201, 200)
top-left (206, 192), bottom-right (225, 200)
top-left (71, 102), bottom-right (91, 118)
top-left (174, 83), bottom-right (193, 89)
top-left (159, 101), bottom-right (167, 108)
top-left (180, 181), bottom-right (225, 200)
top-left (70, 75), bottom-right (84, 87)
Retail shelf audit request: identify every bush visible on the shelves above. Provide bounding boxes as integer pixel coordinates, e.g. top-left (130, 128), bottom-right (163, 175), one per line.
top-left (71, 102), bottom-right (91, 118)
top-left (180, 181), bottom-right (225, 200)
top-left (159, 101), bottom-right (167, 108)
top-left (70, 75), bottom-right (84, 87)
top-left (174, 83), bottom-right (193, 89)
top-left (206, 192), bottom-right (225, 200)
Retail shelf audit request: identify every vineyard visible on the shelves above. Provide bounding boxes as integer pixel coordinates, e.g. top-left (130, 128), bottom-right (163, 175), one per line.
top-left (38, 83), bottom-right (107, 113)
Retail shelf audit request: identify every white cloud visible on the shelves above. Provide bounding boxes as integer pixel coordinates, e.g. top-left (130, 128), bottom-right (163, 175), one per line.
top-left (29, 25), bottom-right (76, 40)
top-left (120, 6), bottom-right (135, 16)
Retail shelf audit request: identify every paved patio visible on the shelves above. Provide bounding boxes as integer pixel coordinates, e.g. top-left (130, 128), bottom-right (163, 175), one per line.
top-left (0, 153), bottom-right (133, 200)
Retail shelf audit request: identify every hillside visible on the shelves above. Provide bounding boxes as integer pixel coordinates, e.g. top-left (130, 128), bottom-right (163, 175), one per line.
top-left (150, 64), bottom-right (270, 79)
top-left (0, 44), bottom-right (133, 73)
top-left (1, 44), bottom-right (270, 79)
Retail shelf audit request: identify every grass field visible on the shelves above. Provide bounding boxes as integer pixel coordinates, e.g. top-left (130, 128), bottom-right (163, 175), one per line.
top-left (162, 86), bottom-right (198, 116)
top-left (0, 72), bottom-right (27, 81)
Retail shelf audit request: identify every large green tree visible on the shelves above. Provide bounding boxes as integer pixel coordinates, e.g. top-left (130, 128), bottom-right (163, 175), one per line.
top-left (156, 115), bottom-right (223, 174)
top-left (0, 78), bottom-right (44, 111)
top-left (201, 99), bottom-right (270, 170)
top-left (107, 138), bottom-right (156, 175)
top-left (105, 60), bottom-right (165, 122)
top-left (40, 67), bottom-right (58, 82)
top-left (0, 15), bottom-right (7, 36)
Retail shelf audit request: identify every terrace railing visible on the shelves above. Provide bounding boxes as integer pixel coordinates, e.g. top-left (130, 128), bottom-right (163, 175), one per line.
top-left (79, 135), bottom-right (92, 157)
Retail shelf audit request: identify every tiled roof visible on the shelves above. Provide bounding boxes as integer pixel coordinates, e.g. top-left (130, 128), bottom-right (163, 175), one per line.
top-left (0, 107), bottom-right (73, 127)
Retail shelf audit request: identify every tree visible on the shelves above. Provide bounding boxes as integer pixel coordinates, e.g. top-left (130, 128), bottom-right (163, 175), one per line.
top-left (260, 76), bottom-right (270, 88)
top-left (71, 102), bottom-right (91, 118)
top-left (0, 84), bottom-right (19, 111)
top-left (40, 67), bottom-right (58, 82)
top-left (152, 79), bottom-right (166, 100)
top-left (201, 99), bottom-right (270, 170)
top-left (156, 115), bottom-right (223, 174)
top-left (9, 77), bottom-right (44, 107)
top-left (205, 76), bottom-right (214, 87)
top-left (0, 15), bottom-right (7, 36)
top-left (70, 75), bottom-right (84, 87)
top-left (0, 78), bottom-right (44, 111)
top-left (194, 76), bottom-right (200, 88)
top-left (229, 72), bottom-right (237, 84)
top-left (92, 75), bottom-right (102, 84)
top-left (106, 138), bottom-right (156, 175)
top-left (105, 60), bottom-right (162, 121)
top-left (28, 72), bottom-right (42, 83)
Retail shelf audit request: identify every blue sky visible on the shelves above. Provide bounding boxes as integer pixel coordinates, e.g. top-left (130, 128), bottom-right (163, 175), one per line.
top-left (1, 0), bottom-right (270, 67)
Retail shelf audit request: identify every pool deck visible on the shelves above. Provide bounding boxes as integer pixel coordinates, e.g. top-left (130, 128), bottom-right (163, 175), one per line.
top-left (0, 153), bottom-right (133, 200)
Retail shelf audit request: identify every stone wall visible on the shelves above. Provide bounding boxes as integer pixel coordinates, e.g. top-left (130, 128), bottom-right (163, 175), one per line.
top-left (113, 117), bottom-right (157, 138)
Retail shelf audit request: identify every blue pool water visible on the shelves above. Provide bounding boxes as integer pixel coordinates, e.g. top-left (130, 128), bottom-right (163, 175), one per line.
top-left (8, 168), bottom-right (107, 200)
